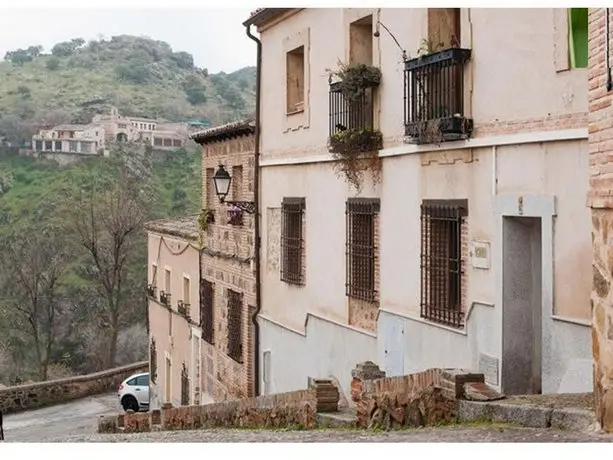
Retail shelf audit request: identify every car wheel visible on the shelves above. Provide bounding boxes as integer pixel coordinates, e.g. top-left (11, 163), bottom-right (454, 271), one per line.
top-left (121, 395), bottom-right (140, 412)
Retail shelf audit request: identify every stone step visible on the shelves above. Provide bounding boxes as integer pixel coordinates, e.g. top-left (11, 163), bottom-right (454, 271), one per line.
top-left (458, 399), bottom-right (598, 432)
top-left (462, 381), bottom-right (505, 402)
top-left (316, 408), bottom-right (358, 429)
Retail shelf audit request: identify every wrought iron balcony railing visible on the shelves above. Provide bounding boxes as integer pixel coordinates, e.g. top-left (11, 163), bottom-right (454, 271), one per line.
top-left (404, 48), bottom-right (473, 144)
top-left (328, 76), bottom-right (382, 154)
top-left (177, 300), bottom-right (191, 320)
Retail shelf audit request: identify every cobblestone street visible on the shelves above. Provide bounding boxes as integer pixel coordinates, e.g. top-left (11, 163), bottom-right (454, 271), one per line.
top-left (3, 393), bottom-right (612, 443)
top-left (24, 425), bottom-right (613, 443)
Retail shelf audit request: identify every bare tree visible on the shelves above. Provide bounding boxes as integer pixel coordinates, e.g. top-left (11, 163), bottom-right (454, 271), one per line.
top-left (73, 173), bottom-right (146, 368)
top-left (0, 230), bottom-right (69, 380)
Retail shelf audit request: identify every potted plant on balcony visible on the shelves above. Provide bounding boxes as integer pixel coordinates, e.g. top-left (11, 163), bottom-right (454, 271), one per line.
top-left (227, 204), bottom-right (243, 226)
top-left (327, 61), bottom-right (384, 192)
top-left (198, 208), bottom-right (215, 232)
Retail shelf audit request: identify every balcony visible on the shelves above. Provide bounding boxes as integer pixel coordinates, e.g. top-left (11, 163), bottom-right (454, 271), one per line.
top-left (159, 291), bottom-right (171, 308)
top-left (328, 65), bottom-right (382, 155)
top-left (404, 48), bottom-right (473, 144)
top-left (178, 300), bottom-right (191, 320)
top-left (147, 284), bottom-right (156, 299)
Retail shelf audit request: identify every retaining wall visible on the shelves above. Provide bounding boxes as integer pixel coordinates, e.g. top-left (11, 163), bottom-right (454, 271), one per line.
top-left (0, 361), bottom-right (148, 414)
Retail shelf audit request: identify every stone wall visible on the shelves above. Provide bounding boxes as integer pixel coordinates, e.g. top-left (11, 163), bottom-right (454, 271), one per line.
top-left (0, 361), bottom-right (148, 414)
top-left (99, 388), bottom-right (318, 433)
top-left (588, 7), bottom-right (613, 433)
top-left (350, 362), bottom-right (484, 429)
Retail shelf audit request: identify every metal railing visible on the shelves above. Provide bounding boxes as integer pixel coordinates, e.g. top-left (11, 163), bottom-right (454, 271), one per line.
top-left (419, 199), bottom-right (467, 328)
top-left (280, 197), bottom-right (305, 285)
top-left (404, 48), bottom-right (472, 142)
top-left (345, 198), bottom-right (380, 303)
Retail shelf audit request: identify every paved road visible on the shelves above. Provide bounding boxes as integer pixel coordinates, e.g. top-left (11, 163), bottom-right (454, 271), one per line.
top-left (3, 393), bottom-right (120, 442)
top-left (2, 393), bottom-right (613, 442)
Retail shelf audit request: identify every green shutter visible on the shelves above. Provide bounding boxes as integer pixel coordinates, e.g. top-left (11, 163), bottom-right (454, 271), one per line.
top-left (569, 8), bottom-right (588, 69)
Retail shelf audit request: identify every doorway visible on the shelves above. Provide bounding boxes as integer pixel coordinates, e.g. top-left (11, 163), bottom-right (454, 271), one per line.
top-left (165, 357), bottom-right (172, 403)
top-left (501, 216), bottom-right (542, 395)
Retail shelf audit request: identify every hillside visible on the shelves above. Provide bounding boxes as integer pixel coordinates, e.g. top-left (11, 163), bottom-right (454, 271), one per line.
top-left (0, 35), bottom-right (256, 145)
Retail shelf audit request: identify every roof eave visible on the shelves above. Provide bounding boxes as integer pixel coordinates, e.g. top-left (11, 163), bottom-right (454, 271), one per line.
top-left (242, 8), bottom-right (291, 27)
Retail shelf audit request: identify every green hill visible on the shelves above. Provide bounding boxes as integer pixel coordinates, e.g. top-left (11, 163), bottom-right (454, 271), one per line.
top-left (0, 35), bottom-right (256, 145)
top-left (0, 34), bottom-right (256, 382)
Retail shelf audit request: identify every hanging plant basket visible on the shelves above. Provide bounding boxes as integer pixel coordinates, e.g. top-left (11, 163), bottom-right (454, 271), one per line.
top-left (198, 208), bottom-right (215, 232)
top-left (227, 205), bottom-right (243, 226)
top-left (328, 128), bottom-right (383, 192)
top-left (329, 128), bottom-right (383, 156)
top-left (329, 62), bottom-right (382, 102)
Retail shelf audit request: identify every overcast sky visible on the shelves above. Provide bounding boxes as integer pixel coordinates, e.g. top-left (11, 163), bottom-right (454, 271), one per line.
top-left (0, 8), bottom-right (256, 73)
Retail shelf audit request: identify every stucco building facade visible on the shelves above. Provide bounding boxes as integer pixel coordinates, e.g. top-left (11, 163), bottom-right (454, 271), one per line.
top-left (247, 8), bottom-right (592, 401)
top-left (31, 124), bottom-right (107, 156)
top-left (146, 217), bottom-right (202, 409)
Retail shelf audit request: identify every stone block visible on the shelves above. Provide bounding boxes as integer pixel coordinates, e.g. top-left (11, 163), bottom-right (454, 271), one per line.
top-left (97, 415), bottom-right (119, 434)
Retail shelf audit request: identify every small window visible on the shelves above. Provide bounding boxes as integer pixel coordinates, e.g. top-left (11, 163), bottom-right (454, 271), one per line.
top-left (44, 141), bottom-right (52, 151)
top-left (227, 289), bottom-right (243, 363)
top-left (427, 8), bottom-right (461, 49)
top-left (135, 374), bottom-right (149, 386)
top-left (569, 8), bottom-right (588, 69)
top-left (345, 198), bottom-right (379, 302)
top-left (232, 166), bottom-right (243, 201)
top-left (349, 15), bottom-right (373, 65)
top-left (154, 138), bottom-right (163, 146)
top-left (151, 263), bottom-right (158, 286)
top-left (126, 378), bottom-right (137, 386)
top-left (205, 168), bottom-right (215, 209)
top-left (183, 276), bottom-right (190, 305)
top-left (164, 138), bottom-right (172, 147)
top-left (281, 197), bottom-right (305, 285)
top-left (286, 45), bottom-right (305, 114)
top-left (80, 142), bottom-right (92, 154)
top-left (165, 269), bottom-right (171, 294)
top-left (69, 141), bottom-right (77, 152)
top-left (420, 199), bottom-right (468, 328)
top-left (200, 279), bottom-right (214, 344)
top-left (54, 140), bottom-right (62, 151)
top-left (168, 308), bottom-right (172, 336)
top-left (35, 140), bottom-right (42, 151)
top-left (173, 139), bottom-right (181, 147)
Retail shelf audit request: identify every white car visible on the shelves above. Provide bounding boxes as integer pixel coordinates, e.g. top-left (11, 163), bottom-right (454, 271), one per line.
top-left (117, 372), bottom-right (150, 412)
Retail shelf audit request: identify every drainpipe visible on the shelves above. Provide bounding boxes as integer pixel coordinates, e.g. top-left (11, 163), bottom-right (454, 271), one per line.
top-left (245, 23), bottom-right (262, 397)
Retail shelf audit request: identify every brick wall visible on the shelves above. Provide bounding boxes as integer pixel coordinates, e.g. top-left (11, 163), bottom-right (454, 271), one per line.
top-left (199, 134), bottom-right (257, 401)
top-left (99, 388), bottom-right (318, 433)
top-left (0, 361), bottom-right (147, 414)
top-left (588, 7), bottom-right (613, 433)
top-left (350, 363), bottom-right (483, 429)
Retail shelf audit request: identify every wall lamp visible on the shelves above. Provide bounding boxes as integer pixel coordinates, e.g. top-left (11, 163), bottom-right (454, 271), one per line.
top-left (212, 164), bottom-right (256, 214)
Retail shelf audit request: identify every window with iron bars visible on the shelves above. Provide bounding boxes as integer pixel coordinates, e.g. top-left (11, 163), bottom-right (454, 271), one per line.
top-left (346, 198), bottom-right (380, 302)
top-left (200, 279), bottom-right (214, 344)
top-left (420, 199), bottom-right (467, 328)
top-left (281, 197), bottom-right (305, 285)
top-left (404, 48), bottom-right (473, 143)
top-left (180, 362), bottom-right (190, 406)
top-left (227, 289), bottom-right (243, 364)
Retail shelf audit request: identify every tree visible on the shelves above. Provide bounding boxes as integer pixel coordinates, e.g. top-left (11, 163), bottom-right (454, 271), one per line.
top-left (27, 45), bottom-right (43, 58)
top-left (46, 57), bottom-right (60, 71)
top-left (171, 51), bottom-right (194, 70)
top-left (0, 228), bottom-right (70, 380)
top-left (72, 172), bottom-right (147, 368)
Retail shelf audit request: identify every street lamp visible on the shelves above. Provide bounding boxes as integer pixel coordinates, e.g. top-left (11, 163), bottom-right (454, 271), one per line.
top-left (212, 164), bottom-right (256, 214)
